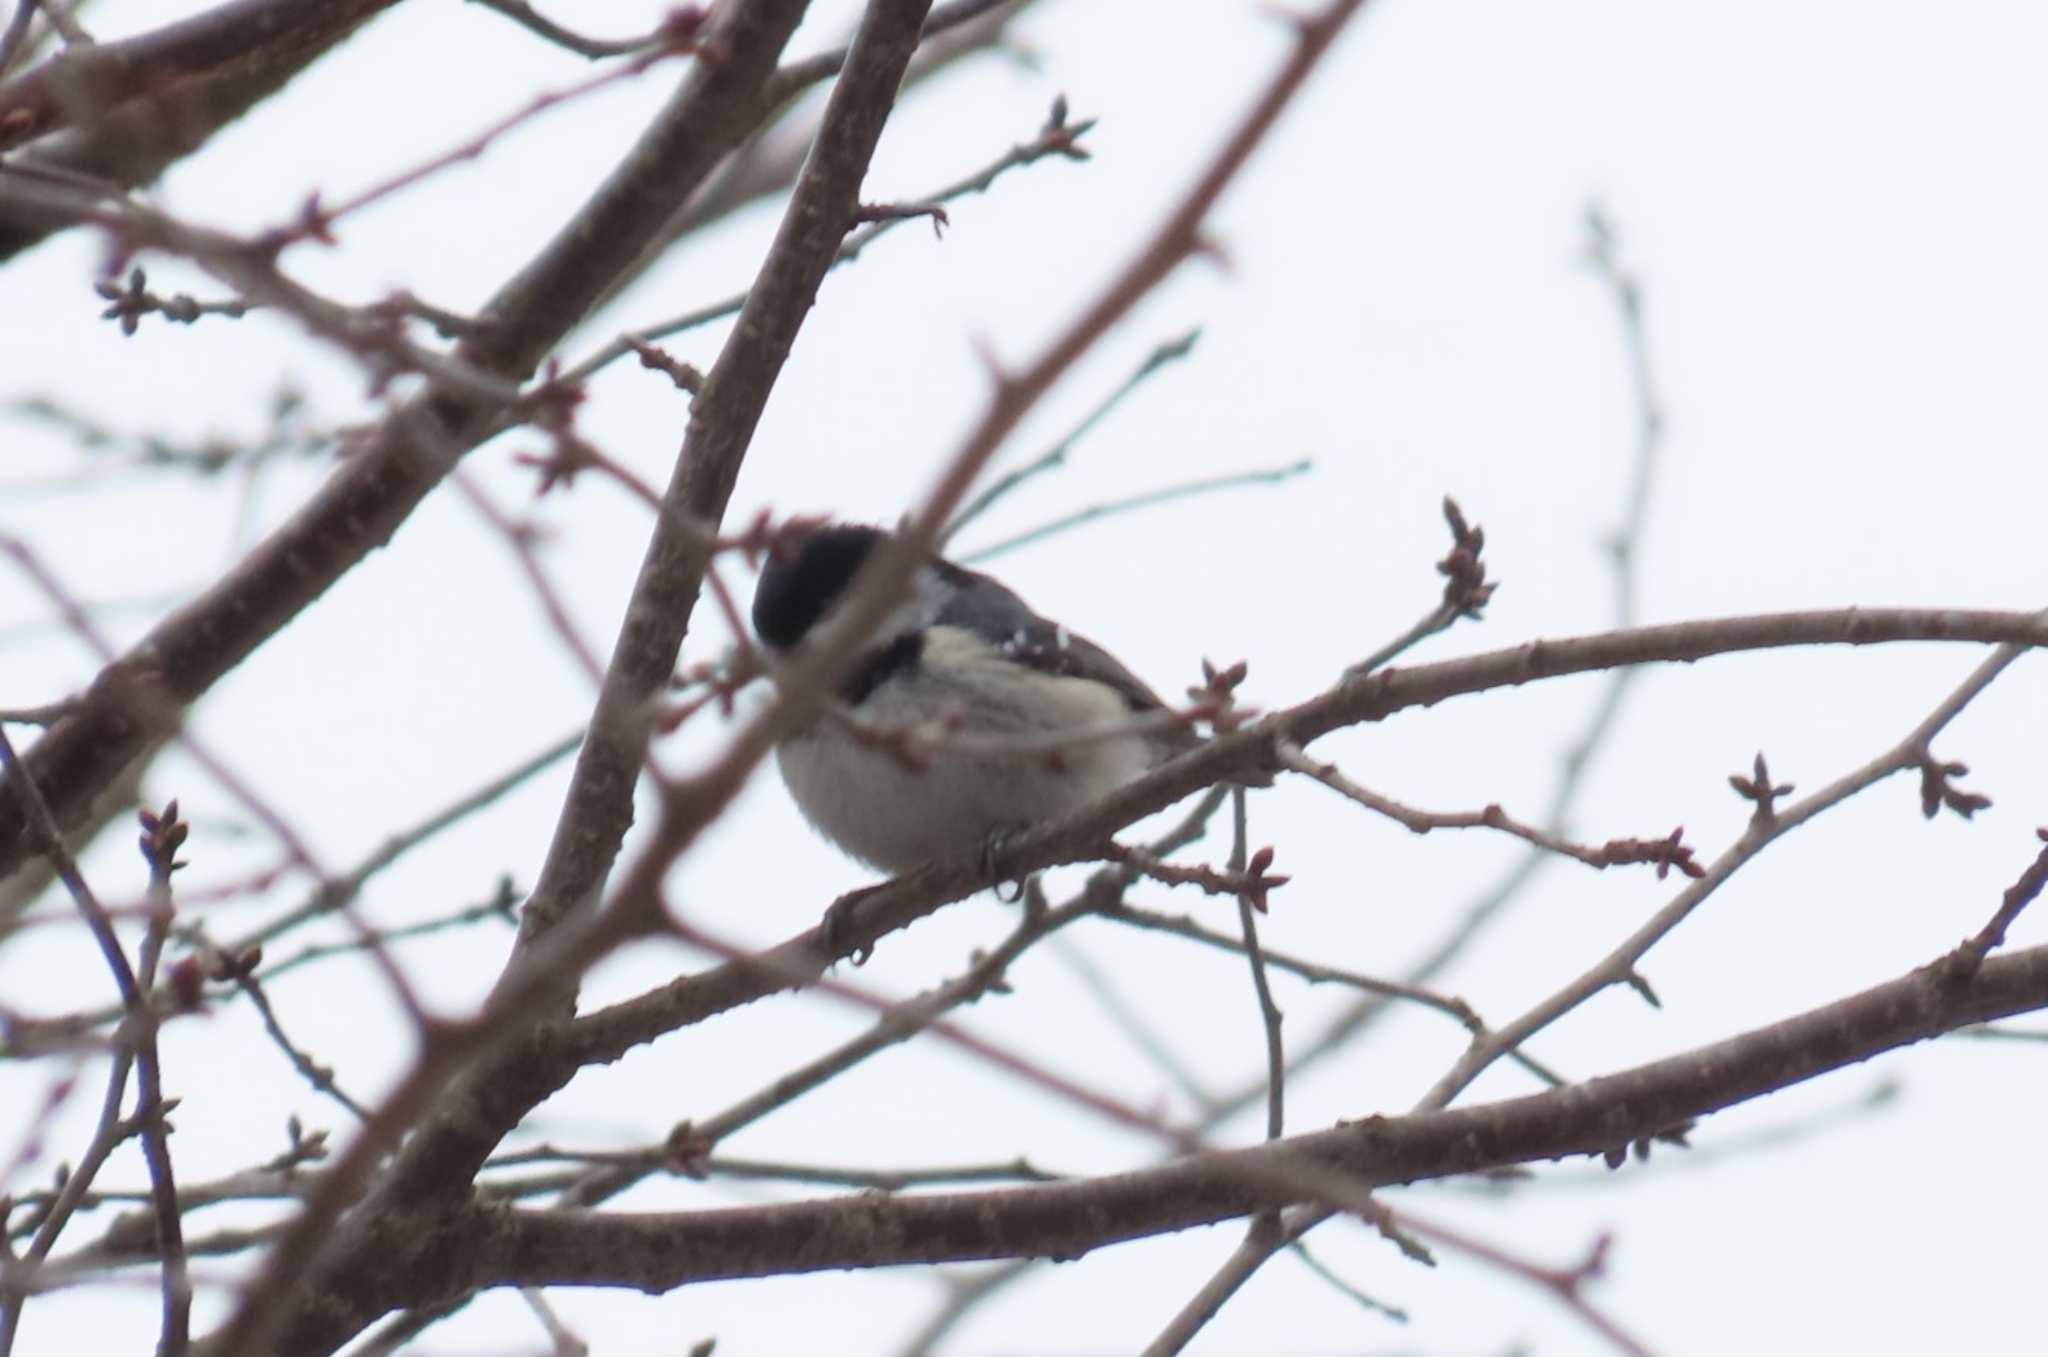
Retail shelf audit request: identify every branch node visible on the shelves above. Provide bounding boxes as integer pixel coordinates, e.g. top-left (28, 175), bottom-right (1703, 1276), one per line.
top-left (94, 267), bottom-right (253, 335)
top-left (623, 335), bottom-right (705, 393)
top-left (1937, 830), bottom-right (2048, 981)
top-left (1729, 751), bottom-right (1794, 824)
top-left (1917, 753), bottom-right (1992, 821)
top-left (664, 1121), bottom-right (715, 1178)
top-left (1184, 657), bottom-right (1260, 736)
top-left (851, 200), bottom-right (950, 239)
top-left (1436, 496), bottom-right (1497, 619)
top-left (136, 799), bottom-right (189, 879)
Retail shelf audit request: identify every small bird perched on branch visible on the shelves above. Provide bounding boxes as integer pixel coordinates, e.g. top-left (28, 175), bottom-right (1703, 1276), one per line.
top-left (751, 523), bottom-right (1200, 874)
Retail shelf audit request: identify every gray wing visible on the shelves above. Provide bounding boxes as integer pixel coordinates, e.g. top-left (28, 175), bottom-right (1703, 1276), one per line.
top-left (932, 563), bottom-right (1195, 749)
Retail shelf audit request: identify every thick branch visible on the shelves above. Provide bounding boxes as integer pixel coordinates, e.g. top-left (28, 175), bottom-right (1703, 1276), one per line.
top-left (0, 0), bottom-right (396, 152)
top-left (213, 3), bottom-right (938, 1354)
top-left (505, 0), bottom-right (933, 955)
top-left (0, 0), bottom-right (807, 881)
top-left (563, 607), bottom-right (2048, 1066)
top-left (461, 939), bottom-right (2048, 1291)
top-left (0, 0), bottom-right (395, 259)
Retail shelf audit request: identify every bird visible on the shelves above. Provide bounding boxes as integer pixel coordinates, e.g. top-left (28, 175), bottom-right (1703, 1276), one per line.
top-left (750, 523), bottom-right (1199, 875)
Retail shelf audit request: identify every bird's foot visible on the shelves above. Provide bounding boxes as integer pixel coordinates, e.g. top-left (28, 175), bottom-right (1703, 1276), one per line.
top-left (982, 825), bottom-right (1032, 903)
top-left (820, 882), bottom-right (886, 964)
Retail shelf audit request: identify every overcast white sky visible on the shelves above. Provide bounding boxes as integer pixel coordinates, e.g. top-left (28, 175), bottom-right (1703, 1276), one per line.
top-left (4, 2), bottom-right (2047, 1354)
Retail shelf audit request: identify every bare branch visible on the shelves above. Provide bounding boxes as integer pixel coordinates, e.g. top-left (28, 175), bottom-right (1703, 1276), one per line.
top-left (1206, 220), bottom-right (1677, 1127)
top-left (561, 97), bottom-right (1097, 389)
top-left (0, 0), bottom-right (396, 153)
top-left (0, 0), bottom-right (807, 882)
top-left (945, 326), bottom-right (1204, 548)
top-left (1094, 901), bottom-right (1567, 1089)
top-left (570, 607), bottom-right (2048, 1073)
top-left (0, 736), bottom-right (189, 1355)
top-left (0, 700), bottom-right (73, 727)
top-left (1228, 790), bottom-right (1287, 1142)
top-left (205, 5), bottom-right (941, 1351)
top-left (1280, 741), bottom-right (1705, 878)
top-left (446, 937), bottom-right (2048, 1295)
top-left (958, 458), bottom-right (1311, 565)
top-left (1416, 628), bottom-right (2042, 1112)
top-left (1938, 829), bottom-right (2048, 979)
top-left (465, 0), bottom-right (679, 59)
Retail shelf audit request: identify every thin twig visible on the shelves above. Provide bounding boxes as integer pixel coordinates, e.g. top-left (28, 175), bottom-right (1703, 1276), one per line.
top-left (762, 0), bottom-right (1021, 106)
top-left (517, 1287), bottom-right (586, 1357)
top-left (0, 700), bottom-right (73, 727)
top-left (257, 881), bottom-right (519, 983)
top-left (895, 1260), bottom-right (1036, 1357)
top-left (1279, 740), bottom-right (1704, 879)
top-left (1231, 789), bottom-right (1285, 1142)
top-left (1196, 217), bottom-right (1674, 1126)
top-left (0, 735), bottom-right (188, 1355)
top-left (0, 1044), bottom-right (138, 1354)
top-left (1393, 1211), bottom-right (1658, 1357)
top-left (558, 612), bottom-right (2048, 1093)
top-left (259, 28), bottom-right (705, 250)
top-left (1286, 1238), bottom-right (1407, 1321)
top-left (1952, 1023), bottom-right (2048, 1043)
top-left (1584, 201), bottom-right (1665, 619)
top-left (466, 0), bottom-right (674, 59)
top-left (1946, 829), bottom-right (2048, 971)
top-left (233, 726), bottom-right (581, 956)
top-left (485, 1148), bottom-right (1060, 1194)
top-left (43, 728), bottom-right (565, 1040)
top-left (10, 1133), bottom-right (328, 1243)
top-left (347, 1297), bottom-right (472, 1357)
top-left (944, 327), bottom-right (1204, 547)
top-left (1095, 901), bottom-right (1567, 1088)
top-left (959, 459), bottom-right (1312, 564)
top-left (205, 8), bottom-right (932, 1349)
top-left (677, 897), bottom-right (1092, 1155)
top-left (1044, 933), bottom-right (1221, 1113)
top-left (0, 534), bottom-right (435, 1031)
top-left (1344, 498), bottom-right (1495, 677)
top-left (224, 966), bottom-right (369, 1121)
top-left (576, 0), bottom-right (1037, 320)
top-left (556, 790), bottom-right (1230, 1210)
top-left (92, 267), bottom-right (251, 334)
top-left (0, 164), bottom-right (530, 405)
top-left (449, 473), bottom-right (607, 682)
top-left (0, 0), bottom-right (810, 891)
top-left (1140, 1212), bottom-right (1320, 1357)
top-left (558, 98), bottom-right (1096, 390)
top-left (132, 804), bottom-right (190, 1357)
top-left (1417, 627), bottom-right (2042, 1112)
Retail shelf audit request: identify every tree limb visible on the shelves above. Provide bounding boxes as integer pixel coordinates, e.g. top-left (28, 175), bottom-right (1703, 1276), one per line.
top-left (448, 938), bottom-right (2048, 1293)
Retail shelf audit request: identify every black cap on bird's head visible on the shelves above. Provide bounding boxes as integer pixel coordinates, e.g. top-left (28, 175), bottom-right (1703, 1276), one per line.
top-left (751, 524), bottom-right (890, 651)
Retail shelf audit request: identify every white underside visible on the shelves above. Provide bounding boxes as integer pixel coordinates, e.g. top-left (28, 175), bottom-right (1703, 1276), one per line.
top-left (776, 626), bottom-right (1167, 873)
